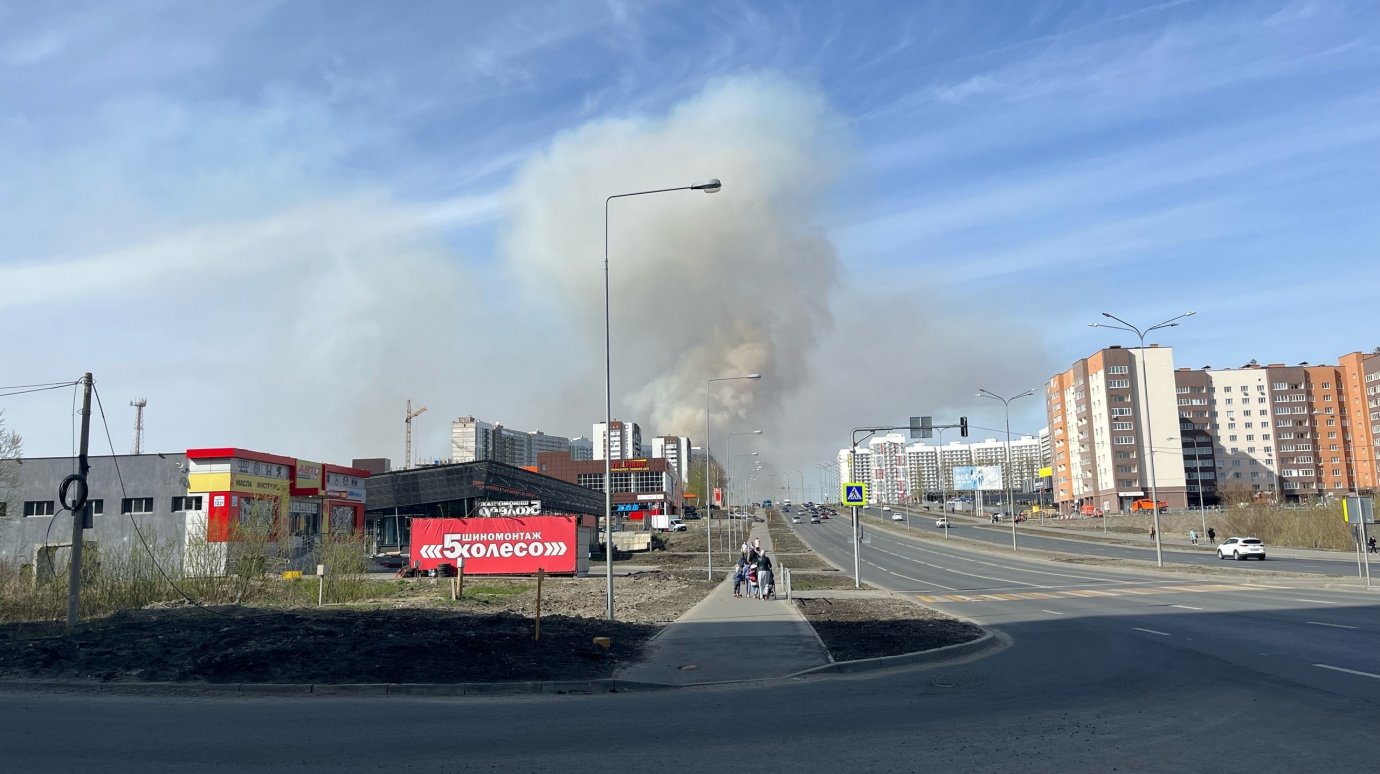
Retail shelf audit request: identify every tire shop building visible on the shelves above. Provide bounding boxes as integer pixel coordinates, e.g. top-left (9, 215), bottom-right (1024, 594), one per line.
top-left (362, 459), bottom-right (604, 563)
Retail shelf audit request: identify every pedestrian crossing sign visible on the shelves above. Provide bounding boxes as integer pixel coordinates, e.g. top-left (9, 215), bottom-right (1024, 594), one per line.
top-left (842, 482), bottom-right (867, 507)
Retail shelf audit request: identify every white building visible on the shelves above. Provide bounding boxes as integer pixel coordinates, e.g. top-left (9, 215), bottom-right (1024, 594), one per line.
top-left (845, 432), bottom-right (1053, 505)
top-left (451, 416), bottom-right (578, 468)
top-left (593, 420), bottom-right (642, 461)
top-left (651, 435), bottom-right (692, 484)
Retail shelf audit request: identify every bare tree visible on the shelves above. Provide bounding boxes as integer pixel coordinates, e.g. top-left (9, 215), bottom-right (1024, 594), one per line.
top-left (0, 410), bottom-right (22, 532)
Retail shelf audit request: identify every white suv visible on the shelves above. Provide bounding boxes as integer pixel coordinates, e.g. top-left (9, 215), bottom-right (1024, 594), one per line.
top-left (1217, 537), bottom-right (1266, 561)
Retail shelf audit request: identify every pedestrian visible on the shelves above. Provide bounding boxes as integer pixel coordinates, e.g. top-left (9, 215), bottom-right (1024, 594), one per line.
top-left (740, 541), bottom-right (751, 561)
top-left (1369, 535), bottom-right (1377, 554)
top-left (733, 558), bottom-right (746, 597)
top-left (1207, 527), bottom-right (1216, 544)
top-left (756, 550), bottom-right (774, 600)
top-left (746, 564), bottom-right (758, 599)
top-left (752, 537), bottom-right (761, 552)
top-left (1189, 529), bottom-right (1198, 545)
top-left (1149, 526), bottom-right (1156, 540)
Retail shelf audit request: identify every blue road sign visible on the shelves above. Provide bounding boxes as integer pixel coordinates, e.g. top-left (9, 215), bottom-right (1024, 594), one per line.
top-left (842, 482), bottom-right (867, 507)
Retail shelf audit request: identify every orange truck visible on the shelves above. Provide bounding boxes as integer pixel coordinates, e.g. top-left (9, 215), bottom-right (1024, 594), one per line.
top-left (1130, 499), bottom-right (1168, 513)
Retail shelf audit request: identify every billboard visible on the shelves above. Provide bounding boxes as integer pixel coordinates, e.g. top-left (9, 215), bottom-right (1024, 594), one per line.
top-left (410, 516), bottom-right (579, 574)
top-left (952, 466), bottom-right (1004, 491)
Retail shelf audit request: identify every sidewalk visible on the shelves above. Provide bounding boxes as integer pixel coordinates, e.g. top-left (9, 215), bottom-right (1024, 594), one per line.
top-left (616, 523), bottom-right (830, 686)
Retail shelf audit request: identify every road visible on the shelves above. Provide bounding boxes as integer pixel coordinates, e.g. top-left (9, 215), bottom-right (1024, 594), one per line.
top-left (865, 504), bottom-right (1360, 576)
top-left (1, 516), bottom-right (1375, 772)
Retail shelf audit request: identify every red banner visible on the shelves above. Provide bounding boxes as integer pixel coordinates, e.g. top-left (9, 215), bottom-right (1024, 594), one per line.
top-left (410, 516), bottom-right (578, 574)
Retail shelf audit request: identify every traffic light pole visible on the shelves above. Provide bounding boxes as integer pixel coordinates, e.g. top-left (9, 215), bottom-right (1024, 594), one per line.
top-left (846, 418), bottom-right (967, 589)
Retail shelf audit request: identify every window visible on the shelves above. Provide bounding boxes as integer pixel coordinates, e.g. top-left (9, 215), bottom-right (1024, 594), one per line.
top-left (577, 473), bottom-right (605, 490)
top-left (83, 499), bottom-right (104, 520)
top-left (1228, 423), bottom-right (1237, 430)
top-left (1262, 434), bottom-right (1271, 440)
top-left (1117, 465), bottom-right (1136, 474)
top-left (1229, 435), bottom-right (1238, 442)
top-left (23, 500), bottom-right (56, 517)
top-left (1111, 407), bottom-right (1132, 417)
top-left (1225, 398), bottom-right (1234, 405)
top-left (1115, 451), bottom-right (1134, 459)
top-left (171, 496), bottom-right (203, 511)
top-left (1273, 383), bottom-right (1287, 390)
top-left (1108, 379), bottom-right (1131, 389)
top-left (1114, 436), bottom-right (1135, 445)
top-left (1328, 431), bottom-right (1337, 439)
top-left (1224, 386), bottom-right (1233, 393)
top-left (1246, 435), bottom-right (1254, 441)
top-left (122, 497), bottom-right (154, 514)
top-left (1112, 421), bottom-right (1133, 430)
top-left (1109, 365), bottom-right (1129, 374)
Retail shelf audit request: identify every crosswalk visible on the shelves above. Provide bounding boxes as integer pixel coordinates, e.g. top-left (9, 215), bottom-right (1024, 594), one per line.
top-left (915, 582), bottom-right (1275, 604)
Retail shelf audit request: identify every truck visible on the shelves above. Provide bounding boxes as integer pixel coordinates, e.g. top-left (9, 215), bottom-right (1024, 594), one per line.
top-left (1130, 499), bottom-right (1169, 514)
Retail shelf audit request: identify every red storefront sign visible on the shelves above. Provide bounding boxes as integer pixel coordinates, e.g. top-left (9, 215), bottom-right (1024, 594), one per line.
top-left (410, 516), bottom-right (578, 575)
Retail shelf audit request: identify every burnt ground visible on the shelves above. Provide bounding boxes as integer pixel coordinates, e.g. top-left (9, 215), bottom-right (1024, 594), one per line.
top-left (0, 515), bottom-right (984, 685)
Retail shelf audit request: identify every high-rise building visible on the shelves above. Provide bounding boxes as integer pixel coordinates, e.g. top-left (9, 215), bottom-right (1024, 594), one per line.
top-left (1047, 344), bottom-right (1186, 514)
top-left (651, 435), bottom-right (692, 484)
top-left (902, 434), bottom-right (1049, 503)
top-left (450, 416), bottom-right (576, 468)
top-left (1338, 350), bottom-right (1380, 493)
top-left (569, 436), bottom-right (594, 461)
top-left (593, 420), bottom-right (642, 461)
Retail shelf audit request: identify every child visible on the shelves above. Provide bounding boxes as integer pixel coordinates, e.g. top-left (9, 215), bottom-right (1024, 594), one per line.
top-left (746, 565), bottom-right (759, 600)
top-left (732, 559), bottom-right (746, 597)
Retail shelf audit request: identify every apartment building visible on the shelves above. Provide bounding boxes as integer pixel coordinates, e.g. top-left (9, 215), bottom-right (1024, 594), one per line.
top-left (904, 434), bottom-right (1049, 501)
top-left (837, 447), bottom-right (873, 501)
top-left (451, 416), bottom-right (578, 468)
top-left (1338, 350), bottom-right (1380, 492)
top-left (650, 435), bottom-right (692, 484)
top-left (593, 420), bottom-right (643, 461)
top-left (1047, 344), bottom-right (1187, 514)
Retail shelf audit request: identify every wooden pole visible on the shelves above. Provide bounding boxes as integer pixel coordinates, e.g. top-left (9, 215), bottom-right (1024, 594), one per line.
top-left (534, 568), bottom-right (545, 641)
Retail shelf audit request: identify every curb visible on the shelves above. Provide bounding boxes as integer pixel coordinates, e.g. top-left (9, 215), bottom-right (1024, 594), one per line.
top-left (785, 630), bottom-right (1005, 677)
top-left (0, 677), bottom-right (679, 698)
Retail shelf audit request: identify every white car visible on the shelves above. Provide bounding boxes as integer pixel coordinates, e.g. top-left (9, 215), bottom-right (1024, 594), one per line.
top-left (668, 519), bottom-right (687, 532)
top-left (1217, 537), bottom-right (1267, 561)
top-left (791, 516), bottom-right (802, 524)
top-left (881, 505), bottom-right (892, 511)
top-left (935, 518), bottom-right (951, 528)
top-left (891, 512), bottom-right (904, 522)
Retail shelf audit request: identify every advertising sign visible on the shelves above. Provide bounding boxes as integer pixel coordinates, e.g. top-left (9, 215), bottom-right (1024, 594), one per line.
top-left (611, 459), bottom-right (651, 471)
top-left (713, 488), bottom-right (723, 506)
top-left (952, 466), bottom-right (1004, 491)
top-left (410, 516), bottom-right (578, 574)
top-left (293, 460), bottom-right (323, 493)
top-left (476, 499), bottom-right (542, 517)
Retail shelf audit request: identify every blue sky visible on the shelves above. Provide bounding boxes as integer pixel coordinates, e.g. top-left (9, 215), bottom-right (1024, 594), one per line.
top-left (2, 0), bottom-right (1378, 479)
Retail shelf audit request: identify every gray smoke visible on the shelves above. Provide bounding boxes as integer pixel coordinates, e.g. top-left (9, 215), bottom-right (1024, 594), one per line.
top-left (501, 75), bottom-right (848, 436)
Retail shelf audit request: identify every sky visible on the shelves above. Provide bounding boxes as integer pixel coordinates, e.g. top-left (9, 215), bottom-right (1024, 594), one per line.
top-left (2, 0), bottom-right (1378, 492)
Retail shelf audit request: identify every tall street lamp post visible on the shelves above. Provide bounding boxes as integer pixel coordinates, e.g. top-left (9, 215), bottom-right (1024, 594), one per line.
top-left (977, 388), bottom-right (1037, 551)
top-left (704, 373), bottom-right (761, 580)
top-left (1090, 311), bottom-right (1196, 568)
top-left (731, 450), bottom-right (760, 549)
top-left (604, 178), bottom-right (721, 621)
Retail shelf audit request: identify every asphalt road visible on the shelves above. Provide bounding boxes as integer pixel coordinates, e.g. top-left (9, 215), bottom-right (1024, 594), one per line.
top-left (864, 505), bottom-right (1360, 576)
top-left (2, 516), bottom-right (1376, 772)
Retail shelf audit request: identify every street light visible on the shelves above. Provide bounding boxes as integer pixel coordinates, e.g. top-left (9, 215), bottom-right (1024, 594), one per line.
top-left (603, 178), bottom-right (722, 621)
top-left (977, 387), bottom-right (1037, 551)
top-left (1089, 310), bottom-right (1196, 568)
top-left (705, 374), bottom-right (761, 580)
top-left (731, 450), bottom-right (760, 549)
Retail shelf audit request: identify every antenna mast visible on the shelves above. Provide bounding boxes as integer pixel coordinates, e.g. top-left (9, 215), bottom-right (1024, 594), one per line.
top-left (405, 399), bottom-right (428, 470)
top-left (130, 398), bottom-right (147, 454)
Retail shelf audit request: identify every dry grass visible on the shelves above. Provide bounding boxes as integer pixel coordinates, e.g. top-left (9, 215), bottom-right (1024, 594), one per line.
top-left (0, 533), bottom-right (375, 625)
top-left (1039, 504), bottom-right (1354, 550)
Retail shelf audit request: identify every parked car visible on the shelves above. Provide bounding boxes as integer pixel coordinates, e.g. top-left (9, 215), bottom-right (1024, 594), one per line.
top-left (1217, 537), bottom-right (1267, 561)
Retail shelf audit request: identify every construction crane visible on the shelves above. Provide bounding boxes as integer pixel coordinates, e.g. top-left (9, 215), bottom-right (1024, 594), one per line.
top-left (130, 398), bottom-right (147, 454)
top-left (405, 400), bottom-right (428, 470)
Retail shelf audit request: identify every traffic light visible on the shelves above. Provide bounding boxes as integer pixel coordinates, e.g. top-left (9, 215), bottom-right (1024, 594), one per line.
top-left (960, 416), bottom-right (969, 437)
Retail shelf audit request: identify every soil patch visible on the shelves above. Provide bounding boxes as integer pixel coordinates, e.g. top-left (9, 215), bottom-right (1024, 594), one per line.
top-left (794, 597), bottom-right (983, 662)
top-left (0, 569), bottom-right (716, 684)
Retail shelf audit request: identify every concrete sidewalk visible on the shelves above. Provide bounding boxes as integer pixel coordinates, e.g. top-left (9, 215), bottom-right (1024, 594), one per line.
top-left (616, 524), bottom-right (830, 686)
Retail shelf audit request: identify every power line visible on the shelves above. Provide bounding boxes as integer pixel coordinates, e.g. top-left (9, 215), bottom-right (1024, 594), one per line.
top-left (0, 381), bottom-right (80, 399)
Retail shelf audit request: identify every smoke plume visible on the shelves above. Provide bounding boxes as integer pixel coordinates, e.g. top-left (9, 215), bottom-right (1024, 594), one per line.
top-left (501, 75), bottom-right (847, 437)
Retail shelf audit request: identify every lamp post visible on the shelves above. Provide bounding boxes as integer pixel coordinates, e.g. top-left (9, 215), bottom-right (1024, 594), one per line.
top-left (731, 451), bottom-right (760, 549)
top-left (704, 374), bottom-right (761, 580)
top-left (977, 388), bottom-right (1037, 551)
top-left (604, 178), bottom-right (721, 621)
top-left (1090, 310), bottom-right (1196, 568)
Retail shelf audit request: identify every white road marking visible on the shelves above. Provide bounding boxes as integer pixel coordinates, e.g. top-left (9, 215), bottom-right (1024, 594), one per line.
top-left (1040, 609), bottom-right (1065, 616)
top-left (1314, 664), bottom-right (1380, 680)
top-left (1171, 605), bottom-right (1204, 610)
top-left (1305, 621), bottom-right (1358, 630)
top-left (1132, 627), bottom-right (1172, 637)
top-left (1293, 598), bottom-right (1337, 605)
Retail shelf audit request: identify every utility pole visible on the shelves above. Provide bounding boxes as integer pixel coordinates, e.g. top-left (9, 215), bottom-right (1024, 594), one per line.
top-left (66, 373), bottom-right (93, 627)
top-left (130, 398), bottom-right (147, 454)
top-left (404, 400), bottom-right (427, 470)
